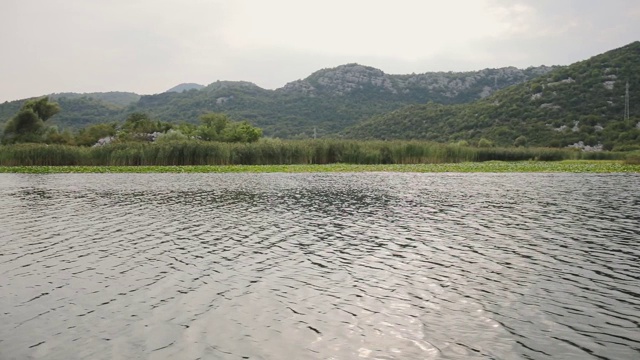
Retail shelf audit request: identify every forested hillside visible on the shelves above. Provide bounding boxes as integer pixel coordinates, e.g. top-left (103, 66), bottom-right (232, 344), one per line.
top-left (126, 65), bottom-right (554, 138)
top-left (0, 92), bottom-right (139, 134)
top-left (0, 65), bottom-right (553, 138)
top-left (3, 42), bottom-right (638, 148)
top-left (49, 92), bottom-right (140, 107)
top-left (344, 42), bottom-right (640, 149)
top-left (165, 83), bottom-right (205, 93)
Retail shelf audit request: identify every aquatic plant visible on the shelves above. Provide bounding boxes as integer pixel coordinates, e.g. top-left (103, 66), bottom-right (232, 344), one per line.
top-left (1, 161), bottom-right (638, 174)
top-left (0, 140), bottom-right (628, 167)
top-left (624, 151), bottom-right (640, 165)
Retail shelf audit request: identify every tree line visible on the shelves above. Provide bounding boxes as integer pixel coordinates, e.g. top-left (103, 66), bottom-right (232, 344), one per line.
top-left (1, 97), bottom-right (263, 146)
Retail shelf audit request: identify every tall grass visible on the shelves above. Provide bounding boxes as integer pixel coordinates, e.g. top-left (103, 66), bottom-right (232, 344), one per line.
top-left (0, 140), bottom-right (627, 167)
top-left (624, 151), bottom-right (640, 165)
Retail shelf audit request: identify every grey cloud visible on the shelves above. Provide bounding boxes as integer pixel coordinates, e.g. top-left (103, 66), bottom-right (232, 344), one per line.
top-left (0, 0), bottom-right (231, 100)
top-left (1, 0), bottom-right (638, 102)
top-left (459, 0), bottom-right (640, 67)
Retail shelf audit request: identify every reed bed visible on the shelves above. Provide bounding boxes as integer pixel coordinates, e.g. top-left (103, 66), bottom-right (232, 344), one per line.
top-left (623, 151), bottom-right (640, 164)
top-left (0, 140), bottom-right (627, 167)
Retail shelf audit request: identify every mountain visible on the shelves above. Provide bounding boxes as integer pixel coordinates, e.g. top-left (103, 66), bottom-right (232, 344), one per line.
top-left (344, 42), bottom-right (640, 149)
top-left (49, 92), bottom-right (140, 107)
top-left (279, 63), bottom-right (554, 103)
top-left (121, 64), bottom-right (555, 138)
top-left (0, 64), bottom-right (554, 138)
top-left (165, 83), bottom-right (205, 93)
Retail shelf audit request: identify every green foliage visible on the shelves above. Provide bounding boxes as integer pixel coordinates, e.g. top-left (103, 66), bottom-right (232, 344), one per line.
top-left (513, 136), bottom-right (528, 147)
top-left (199, 112), bottom-right (229, 132)
top-left (122, 113), bottom-right (161, 133)
top-left (197, 112), bottom-right (262, 142)
top-left (477, 138), bottom-right (494, 148)
top-left (174, 123), bottom-right (198, 137)
top-left (6, 110), bottom-right (43, 135)
top-left (44, 127), bottom-right (76, 145)
top-left (1, 97), bottom-right (61, 144)
top-left (155, 130), bottom-right (189, 143)
top-left (0, 94), bottom-right (133, 131)
top-left (197, 112), bottom-right (230, 141)
top-left (625, 151), bottom-right (640, 164)
top-left (75, 123), bottom-right (117, 146)
top-left (115, 113), bottom-right (173, 142)
top-left (50, 92), bottom-right (140, 107)
top-left (0, 143), bottom-right (88, 166)
top-left (22, 97), bottom-right (61, 121)
top-left (222, 121), bottom-right (263, 143)
top-left (345, 42), bottom-right (640, 148)
top-left (0, 64), bottom-right (554, 138)
top-left (1, 42), bottom-right (638, 149)
top-left (51, 96), bottom-right (123, 128)
top-left (0, 140), bottom-right (627, 167)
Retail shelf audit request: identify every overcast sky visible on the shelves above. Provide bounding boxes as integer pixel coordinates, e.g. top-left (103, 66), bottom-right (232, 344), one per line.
top-left (1, 0), bottom-right (638, 102)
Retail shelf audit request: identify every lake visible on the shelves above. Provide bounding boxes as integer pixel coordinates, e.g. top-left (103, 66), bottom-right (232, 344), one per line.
top-left (0, 173), bottom-right (638, 359)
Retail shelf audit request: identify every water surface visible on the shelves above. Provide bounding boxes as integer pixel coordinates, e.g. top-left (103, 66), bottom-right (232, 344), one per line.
top-left (0, 173), bottom-right (639, 359)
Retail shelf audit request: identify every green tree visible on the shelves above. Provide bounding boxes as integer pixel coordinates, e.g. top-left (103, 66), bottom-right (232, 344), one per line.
top-left (200, 112), bottom-right (230, 133)
top-left (477, 137), bottom-right (494, 148)
top-left (197, 113), bottom-right (229, 141)
top-left (76, 123), bottom-right (117, 146)
top-left (44, 127), bottom-right (75, 145)
top-left (122, 113), bottom-right (155, 133)
top-left (221, 121), bottom-right (263, 143)
top-left (1, 97), bottom-right (60, 144)
top-left (23, 97), bottom-right (61, 121)
top-left (196, 112), bottom-right (262, 142)
top-left (118, 113), bottom-right (172, 142)
top-left (155, 129), bottom-right (188, 143)
top-left (175, 123), bottom-right (198, 137)
top-left (513, 136), bottom-right (528, 147)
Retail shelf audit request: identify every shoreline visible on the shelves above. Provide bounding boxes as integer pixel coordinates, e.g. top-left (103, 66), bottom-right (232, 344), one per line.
top-left (1, 161), bottom-right (639, 174)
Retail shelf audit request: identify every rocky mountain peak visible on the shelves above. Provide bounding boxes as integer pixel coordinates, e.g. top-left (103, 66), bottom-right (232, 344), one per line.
top-left (278, 63), bottom-right (557, 100)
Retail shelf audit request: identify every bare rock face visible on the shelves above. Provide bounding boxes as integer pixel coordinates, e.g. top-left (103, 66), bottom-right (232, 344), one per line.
top-left (567, 141), bottom-right (603, 152)
top-left (547, 77), bottom-right (576, 87)
top-left (93, 136), bottom-right (115, 147)
top-left (540, 103), bottom-right (561, 110)
top-left (281, 81), bottom-right (316, 96)
top-left (281, 64), bottom-right (394, 96)
top-left (277, 63), bottom-right (556, 101)
top-left (216, 96), bottom-right (234, 105)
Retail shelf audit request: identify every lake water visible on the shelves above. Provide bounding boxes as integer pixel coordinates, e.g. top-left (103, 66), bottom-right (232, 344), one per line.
top-left (0, 173), bottom-right (639, 360)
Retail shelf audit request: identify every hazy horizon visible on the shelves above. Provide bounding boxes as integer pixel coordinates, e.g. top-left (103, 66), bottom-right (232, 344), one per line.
top-left (2, 0), bottom-right (639, 102)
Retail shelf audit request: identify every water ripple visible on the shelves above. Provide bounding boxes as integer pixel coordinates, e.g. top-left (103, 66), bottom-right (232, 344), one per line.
top-left (0, 173), bottom-right (639, 359)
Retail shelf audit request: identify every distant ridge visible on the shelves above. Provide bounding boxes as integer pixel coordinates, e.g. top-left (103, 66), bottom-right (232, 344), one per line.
top-left (166, 83), bottom-right (205, 93)
top-left (1, 42), bottom-right (638, 149)
top-left (49, 91), bottom-right (141, 107)
top-left (127, 64), bottom-right (553, 137)
top-left (344, 41), bottom-right (640, 149)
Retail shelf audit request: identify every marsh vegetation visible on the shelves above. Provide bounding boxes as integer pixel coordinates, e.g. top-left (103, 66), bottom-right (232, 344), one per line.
top-left (0, 140), bottom-right (630, 168)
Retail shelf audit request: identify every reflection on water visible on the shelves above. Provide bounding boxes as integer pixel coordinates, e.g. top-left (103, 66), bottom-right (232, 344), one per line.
top-left (0, 173), bottom-right (639, 360)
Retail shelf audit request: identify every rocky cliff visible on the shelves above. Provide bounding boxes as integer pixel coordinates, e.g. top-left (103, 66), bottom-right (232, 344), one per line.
top-left (279, 63), bottom-right (556, 103)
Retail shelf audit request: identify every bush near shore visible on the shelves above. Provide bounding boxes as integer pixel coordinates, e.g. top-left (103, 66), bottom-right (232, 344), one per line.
top-left (0, 139), bottom-right (628, 167)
